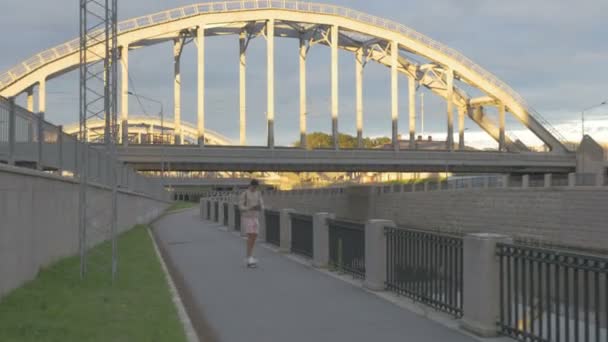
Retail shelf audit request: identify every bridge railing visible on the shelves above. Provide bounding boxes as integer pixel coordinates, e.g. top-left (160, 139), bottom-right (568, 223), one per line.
top-left (0, 97), bottom-right (167, 201)
top-left (328, 218), bottom-right (366, 279)
top-left (264, 209), bottom-right (281, 247)
top-left (497, 243), bottom-right (608, 342)
top-left (385, 226), bottom-right (464, 317)
top-left (202, 197), bottom-right (608, 338)
top-left (290, 213), bottom-right (314, 258)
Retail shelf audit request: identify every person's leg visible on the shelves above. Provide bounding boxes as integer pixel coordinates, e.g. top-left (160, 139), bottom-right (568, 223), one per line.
top-left (246, 233), bottom-right (255, 258)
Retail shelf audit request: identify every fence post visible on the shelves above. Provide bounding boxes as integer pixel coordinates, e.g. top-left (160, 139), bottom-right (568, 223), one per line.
top-left (228, 202), bottom-right (236, 229)
top-left (200, 198), bottom-right (205, 219)
top-left (522, 174), bottom-right (530, 188)
top-left (544, 173), bottom-right (552, 188)
top-left (364, 219), bottom-right (395, 291)
top-left (218, 201), bottom-right (225, 226)
top-left (461, 233), bottom-right (513, 337)
top-left (279, 208), bottom-right (295, 253)
top-left (568, 172), bottom-right (576, 187)
top-left (8, 98), bottom-right (16, 166)
top-left (211, 201), bottom-right (218, 222)
top-left (57, 125), bottom-right (63, 174)
top-left (37, 113), bottom-right (44, 170)
top-left (502, 174), bottom-right (510, 188)
top-left (312, 212), bottom-right (334, 268)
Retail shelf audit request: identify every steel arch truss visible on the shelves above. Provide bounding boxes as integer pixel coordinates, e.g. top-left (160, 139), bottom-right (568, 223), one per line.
top-left (0, 1), bottom-right (570, 153)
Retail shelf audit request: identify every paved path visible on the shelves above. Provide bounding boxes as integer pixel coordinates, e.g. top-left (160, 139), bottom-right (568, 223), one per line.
top-left (153, 209), bottom-right (479, 342)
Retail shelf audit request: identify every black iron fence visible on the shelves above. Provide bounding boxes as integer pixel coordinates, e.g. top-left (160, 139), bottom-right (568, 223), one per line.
top-left (223, 202), bottom-right (229, 226)
top-left (234, 204), bottom-right (241, 231)
top-left (290, 213), bottom-right (313, 258)
top-left (497, 243), bottom-right (608, 342)
top-left (206, 201), bottom-right (211, 220)
top-left (214, 202), bottom-right (219, 222)
top-left (265, 209), bottom-right (280, 247)
top-left (328, 219), bottom-right (365, 278)
top-left (385, 226), bottom-right (463, 317)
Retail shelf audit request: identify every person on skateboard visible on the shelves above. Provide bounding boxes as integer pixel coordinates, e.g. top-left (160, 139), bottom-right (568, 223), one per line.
top-left (239, 179), bottom-right (264, 267)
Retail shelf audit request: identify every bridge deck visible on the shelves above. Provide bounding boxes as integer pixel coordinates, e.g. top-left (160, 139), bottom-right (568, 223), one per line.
top-left (153, 209), bottom-right (492, 342)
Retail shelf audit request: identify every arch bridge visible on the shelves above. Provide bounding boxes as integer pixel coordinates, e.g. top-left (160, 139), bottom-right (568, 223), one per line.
top-left (0, 1), bottom-right (579, 173)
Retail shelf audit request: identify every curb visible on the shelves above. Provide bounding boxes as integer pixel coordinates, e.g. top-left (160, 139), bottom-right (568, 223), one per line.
top-left (147, 227), bottom-right (200, 342)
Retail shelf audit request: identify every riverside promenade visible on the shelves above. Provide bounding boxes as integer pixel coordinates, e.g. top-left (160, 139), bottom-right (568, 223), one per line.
top-left (152, 209), bottom-right (498, 342)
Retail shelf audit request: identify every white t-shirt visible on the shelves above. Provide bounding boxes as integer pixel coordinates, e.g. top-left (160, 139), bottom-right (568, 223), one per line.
top-left (239, 190), bottom-right (264, 217)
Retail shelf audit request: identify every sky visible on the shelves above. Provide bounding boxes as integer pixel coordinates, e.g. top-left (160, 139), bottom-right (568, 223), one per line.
top-left (1, 0), bottom-right (607, 148)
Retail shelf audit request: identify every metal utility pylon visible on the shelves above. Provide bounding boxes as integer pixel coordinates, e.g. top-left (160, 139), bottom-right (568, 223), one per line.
top-left (79, 0), bottom-right (119, 281)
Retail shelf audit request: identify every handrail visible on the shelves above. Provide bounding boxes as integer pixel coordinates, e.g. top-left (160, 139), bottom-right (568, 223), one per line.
top-left (0, 1), bottom-right (568, 147)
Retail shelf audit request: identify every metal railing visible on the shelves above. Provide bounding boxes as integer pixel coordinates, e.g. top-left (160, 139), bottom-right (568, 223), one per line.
top-left (206, 201), bottom-right (211, 220)
top-left (264, 209), bottom-right (280, 247)
top-left (234, 204), bottom-right (241, 231)
top-left (0, 1), bottom-right (567, 148)
top-left (0, 97), bottom-right (166, 200)
top-left (214, 201), bottom-right (219, 222)
top-left (328, 219), bottom-right (365, 279)
top-left (497, 243), bottom-right (608, 342)
top-left (290, 213), bottom-right (313, 258)
top-left (385, 226), bottom-right (463, 317)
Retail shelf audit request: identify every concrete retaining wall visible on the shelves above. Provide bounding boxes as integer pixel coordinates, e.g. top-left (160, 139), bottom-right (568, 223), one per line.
top-left (0, 165), bottom-right (170, 298)
top-left (262, 186), bottom-right (608, 252)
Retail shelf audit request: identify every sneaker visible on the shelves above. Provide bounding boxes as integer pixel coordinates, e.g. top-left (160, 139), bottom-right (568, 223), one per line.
top-left (247, 257), bottom-right (258, 267)
top-left (250, 257), bottom-right (258, 264)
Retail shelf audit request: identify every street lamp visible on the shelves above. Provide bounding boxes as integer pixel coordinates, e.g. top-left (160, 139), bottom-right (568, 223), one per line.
top-left (581, 100), bottom-right (607, 140)
top-left (127, 91), bottom-right (168, 191)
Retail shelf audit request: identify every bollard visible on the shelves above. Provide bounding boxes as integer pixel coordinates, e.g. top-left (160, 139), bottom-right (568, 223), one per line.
top-left (461, 233), bottom-right (513, 337)
top-left (279, 209), bottom-right (296, 253)
top-left (312, 212), bottom-right (335, 268)
top-left (363, 219), bottom-right (395, 291)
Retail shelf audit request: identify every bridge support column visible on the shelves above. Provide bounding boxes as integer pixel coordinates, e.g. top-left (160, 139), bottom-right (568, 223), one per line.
top-left (391, 40), bottom-right (399, 151)
top-left (446, 69), bottom-right (454, 150)
top-left (279, 209), bottom-right (295, 253)
top-left (299, 37), bottom-right (307, 148)
top-left (408, 76), bottom-right (416, 149)
top-left (26, 88), bottom-right (34, 112)
top-left (312, 212), bottom-right (334, 268)
top-left (38, 78), bottom-right (46, 116)
top-left (174, 38), bottom-right (183, 145)
top-left (355, 48), bottom-right (364, 148)
top-left (462, 233), bottom-right (513, 337)
top-left (121, 45), bottom-right (129, 146)
top-left (197, 26), bottom-right (206, 146)
top-left (458, 106), bottom-right (466, 150)
top-left (364, 219), bottom-right (395, 291)
top-left (331, 25), bottom-right (339, 150)
top-left (498, 102), bottom-right (506, 152)
top-left (239, 30), bottom-right (247, 145)
top-left (266, 19), bottom-right (275, 148)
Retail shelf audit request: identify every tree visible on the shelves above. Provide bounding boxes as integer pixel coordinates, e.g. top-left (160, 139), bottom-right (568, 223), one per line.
top-left (293, 132), bottom-right (390, 149)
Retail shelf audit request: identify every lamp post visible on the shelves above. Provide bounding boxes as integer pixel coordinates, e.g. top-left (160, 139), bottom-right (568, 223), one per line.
top-left (127, 91), bottom-right (168, 191)
top-left (579, 100), bottom-right (607, 176)
top-left (582, 101), bottom-right (607, 140)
